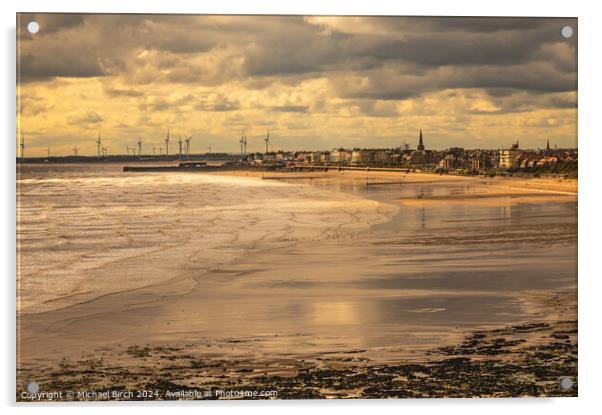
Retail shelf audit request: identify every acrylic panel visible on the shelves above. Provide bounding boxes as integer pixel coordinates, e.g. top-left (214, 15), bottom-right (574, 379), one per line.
top-left (16, 13), bottom-right (577, 401)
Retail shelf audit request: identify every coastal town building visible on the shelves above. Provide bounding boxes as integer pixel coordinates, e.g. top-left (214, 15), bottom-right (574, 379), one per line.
top-left (320, 152), bottom-right (331, 163)
top-left (439, 155), bottom-right (457, 171)
top-left (469, 159), bottom-right (481, 171)
top-left (499, 141), bottom-right (522, 168)
top-left (351, 149), bottom-right (373, 165)
top-left (331, 148), bottom-right (352, 164)
top-left (410, 130), bottom-right (435, 166)
top-left (417, 129), bottom-right (425, 151)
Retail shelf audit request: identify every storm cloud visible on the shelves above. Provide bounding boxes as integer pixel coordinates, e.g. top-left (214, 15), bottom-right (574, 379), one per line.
top-left (17, 13), bottom-right (577, 155)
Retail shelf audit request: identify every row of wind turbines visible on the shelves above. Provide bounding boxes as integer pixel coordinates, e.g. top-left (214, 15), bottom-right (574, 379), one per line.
top-left (95, 129), bottom-right (196, 158)
top-left (18, 128), bottom-right (274, 159)
top-left (18, 135), bottom-right (56, 158)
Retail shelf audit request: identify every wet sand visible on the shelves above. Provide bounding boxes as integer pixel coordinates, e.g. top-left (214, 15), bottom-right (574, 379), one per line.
top-left (24, 315), bottom-right (576, 399)
top-left (216, 169), bottom-right (577, 194)
top-left (17, 168), bottom-right (577, 400)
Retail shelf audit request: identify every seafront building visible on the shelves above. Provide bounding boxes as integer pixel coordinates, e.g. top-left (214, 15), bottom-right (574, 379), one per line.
top-left (499, 141), bottom-right (522, 168)
top-left (331, 148), bottom-right (352, 164)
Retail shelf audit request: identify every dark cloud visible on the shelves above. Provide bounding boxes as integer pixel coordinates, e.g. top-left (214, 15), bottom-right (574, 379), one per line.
top-left (271, 105), bottom-right (308, 113)
top-left (136, 19), bottom-right (218, 54)
top-left (17, 14), bottom-right (577, 114)
top-left (243, 16), bottom-right (575, 73)
top-left (18, 52), bottom-right (105, 82)
top-left (103, 86), bottom-right (145, 98)
top-left (332, 59), bottom-right (576, 101)
top-left (487, 90), bottom-right (577, 114)
top-left (417, 17), bottom-right (552, 33)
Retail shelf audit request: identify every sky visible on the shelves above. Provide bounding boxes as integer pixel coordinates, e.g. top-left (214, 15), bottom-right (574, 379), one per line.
top-left (17, 14), bottom-right (577, 156)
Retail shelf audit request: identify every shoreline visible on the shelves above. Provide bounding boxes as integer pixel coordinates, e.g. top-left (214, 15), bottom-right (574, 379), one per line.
top-left (211, 170), bottom-right (577, 208)
top-left (209, 169), bottom-right (577, 193)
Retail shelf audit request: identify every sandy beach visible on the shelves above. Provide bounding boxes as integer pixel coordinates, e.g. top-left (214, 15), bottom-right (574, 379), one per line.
top-left (17, 166), bottom-right (577, 400)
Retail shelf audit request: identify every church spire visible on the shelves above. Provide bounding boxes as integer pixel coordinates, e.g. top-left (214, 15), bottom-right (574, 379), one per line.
top-left (417, 129), bottom-right (425, 151)
top-left (546, 139), bottom-right (550, 151)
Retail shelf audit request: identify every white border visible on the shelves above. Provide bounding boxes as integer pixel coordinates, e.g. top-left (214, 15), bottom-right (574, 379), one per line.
top-left (3, 1), bottom-right (601, 414)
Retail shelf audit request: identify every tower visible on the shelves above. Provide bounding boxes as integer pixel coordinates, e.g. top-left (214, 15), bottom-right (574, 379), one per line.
top-left (546, 139), bottom-right (550, 151)
top-left (417, 129), bottom-right (425, 151)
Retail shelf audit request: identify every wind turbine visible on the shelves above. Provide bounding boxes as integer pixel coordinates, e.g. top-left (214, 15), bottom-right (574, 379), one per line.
top-left (46, 146), bottom-right (51, 158)
top-left (137, 137), bottom-right (142, 156)
top-left (19, 134), bottom-right (25, 159)
top-left (177, 133), bottom-right (183, 158)
top-left (96, 130), bottom-right (102, 158)
top-left (164, 128), bottom-right (170, 157)
top-left (264, 129), bottom-right (271, 154)
top-left (102, 146), bottom-right (108, 157)
top-left (72, 146), bottom-right (79, 156)
top-left (239, 130), bottom-right (248, 160)
top-left (184, 136), bottom-right (192, 158)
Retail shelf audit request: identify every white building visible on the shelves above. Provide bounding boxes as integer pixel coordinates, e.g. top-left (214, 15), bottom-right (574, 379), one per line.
top-left (499, 141), bottom-right (522, 169)
top-left (330, 148), bottom-right (352, 164)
